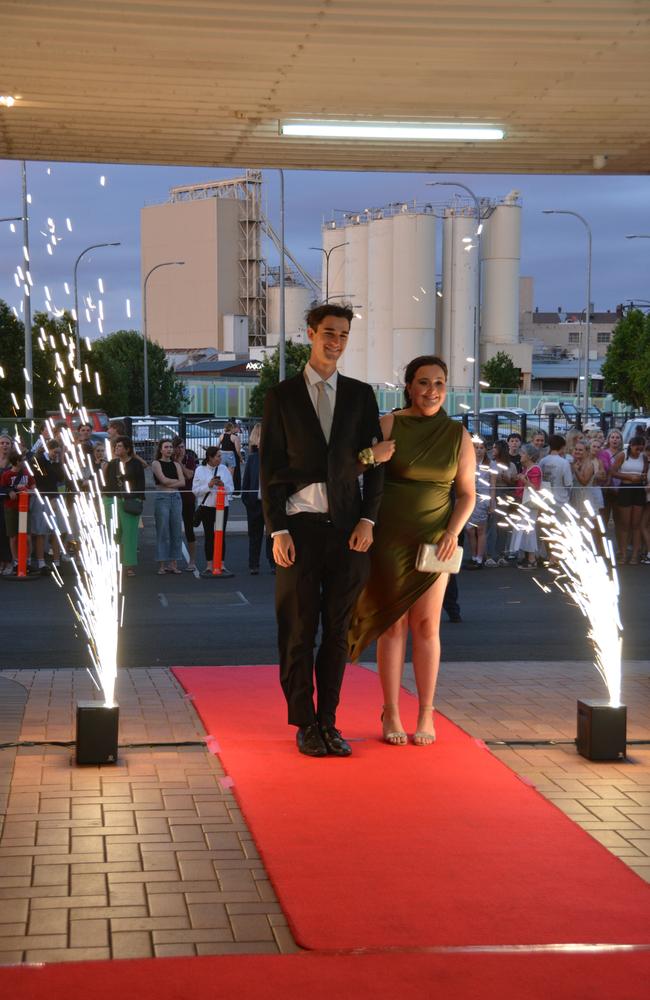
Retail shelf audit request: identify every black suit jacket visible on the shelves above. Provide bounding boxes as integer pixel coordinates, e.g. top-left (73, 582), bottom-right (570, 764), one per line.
top-left (260, 370), bottom-right (384, 535)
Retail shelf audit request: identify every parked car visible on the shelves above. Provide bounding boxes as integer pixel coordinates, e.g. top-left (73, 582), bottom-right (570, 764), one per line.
top-left (621, 416), bottom-right (650, 444)
top-left (531, 400), bottom-right (601, 426)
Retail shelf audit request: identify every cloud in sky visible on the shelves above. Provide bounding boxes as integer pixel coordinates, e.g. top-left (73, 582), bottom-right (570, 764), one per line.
top-left (1, 159), bottom-right (649, 337)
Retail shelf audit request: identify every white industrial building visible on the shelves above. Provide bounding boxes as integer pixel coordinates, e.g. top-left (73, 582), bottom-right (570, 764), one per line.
top-left (320, 191), bottom-right (529, 389)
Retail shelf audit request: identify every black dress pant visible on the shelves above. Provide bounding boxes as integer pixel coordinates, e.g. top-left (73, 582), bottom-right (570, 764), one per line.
top-left (275, 514), bottom-right (370, 728)
top-left (244, 500), bottom-right (274, 570)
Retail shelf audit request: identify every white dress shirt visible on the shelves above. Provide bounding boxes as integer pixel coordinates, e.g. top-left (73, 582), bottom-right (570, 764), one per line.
top-left (285, 363), bottom-right (337, 517)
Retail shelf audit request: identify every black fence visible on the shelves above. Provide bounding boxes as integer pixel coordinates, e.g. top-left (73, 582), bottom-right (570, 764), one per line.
top-left (457, 410), bottom-right (628, 446)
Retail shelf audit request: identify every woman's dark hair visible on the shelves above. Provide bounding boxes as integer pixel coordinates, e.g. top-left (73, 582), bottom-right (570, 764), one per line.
top-left (154, 438), bottom-right (173, 461)
top-left (202, 446), bottom-right (221, 465)
top-left (403, 355), bottom-right (448, 405)
top-left (629, 435), bottom-right (645, 448)
top-left (492, 440), bottom-right (511, 465)
top-left (306, 302), bottom-right (354, 331)
top-left (114, 435), bottom-right (134, 457)
top-left (108, 419), bottom-right (126, 435)
top-left (171, 436), bottom-right (184, 450)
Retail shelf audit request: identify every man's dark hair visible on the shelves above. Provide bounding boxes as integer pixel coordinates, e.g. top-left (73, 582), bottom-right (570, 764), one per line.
top-left (114, 435), bottom-right (134, 457)
top-left (549, 434), bottom-right (566, 451)
top-left (306, 303), bottom-right (354, 332)
top-left (403, 356), bottom-right (448, 405)
top-left (507, 432), bottom-right (522, 443)
top-left (108, 419), bottom-right (127, 435)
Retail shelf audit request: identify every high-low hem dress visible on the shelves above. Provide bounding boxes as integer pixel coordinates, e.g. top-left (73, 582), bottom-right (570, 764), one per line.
top-left (348, 409), bottom-right (463, 662)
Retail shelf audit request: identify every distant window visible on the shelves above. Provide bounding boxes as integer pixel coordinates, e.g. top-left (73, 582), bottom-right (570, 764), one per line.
top-left (569, 331), bottom-right (580, 344)
top-left (597, 332), bottom-right (610, 344)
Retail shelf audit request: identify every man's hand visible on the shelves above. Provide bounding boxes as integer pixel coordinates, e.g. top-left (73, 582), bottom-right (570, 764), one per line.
top-left (349, 520), bottom-right (373, 552)
top-left (273, 532), bottom-right (295, 568)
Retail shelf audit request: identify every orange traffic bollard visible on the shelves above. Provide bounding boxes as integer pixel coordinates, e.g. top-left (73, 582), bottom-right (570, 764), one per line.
top-left (16, 490), bottom-right (30, 578)
top-left (212, 482), bottom-right (226, 576)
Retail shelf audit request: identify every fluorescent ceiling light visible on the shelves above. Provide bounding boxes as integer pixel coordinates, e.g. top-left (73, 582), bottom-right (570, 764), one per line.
top-left (280, 121), bottom-right (504, 141)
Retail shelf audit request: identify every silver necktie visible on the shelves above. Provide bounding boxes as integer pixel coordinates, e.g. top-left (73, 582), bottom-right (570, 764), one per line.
top-left (316, 380), bottom-right (333, 443)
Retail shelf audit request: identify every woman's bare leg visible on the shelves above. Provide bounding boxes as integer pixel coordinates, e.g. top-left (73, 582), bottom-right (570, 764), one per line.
top-left (408, 573), bottom-right (449, 743)
top-left (377, 612), bottom-right (409, 742)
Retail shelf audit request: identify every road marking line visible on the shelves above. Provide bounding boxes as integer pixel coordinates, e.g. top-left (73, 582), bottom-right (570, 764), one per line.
top-left (158, 593), bottom-right (169, 607)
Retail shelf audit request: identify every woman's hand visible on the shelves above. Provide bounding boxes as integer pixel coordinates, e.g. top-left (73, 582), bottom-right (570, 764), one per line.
top-left (436, 529), bottom-right (458, 562)
top-left (372, 439), bottom-right (396, 464)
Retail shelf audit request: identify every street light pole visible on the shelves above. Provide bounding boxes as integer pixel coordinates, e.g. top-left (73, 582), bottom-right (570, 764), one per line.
top-left (310, 242), bottom-right (349, 303)
top-left (21, 162), bottom-right (33, 419)
top-left (73, 241), bottom-right (121, 403)
top-left (543, 210), bottom-right (592, 420)
top-left (428, 181), bottom-right (483, 416)
top-left (278, 169), bottom-right (286, 382)
top-left (143, 261), bottom-right (184, 415)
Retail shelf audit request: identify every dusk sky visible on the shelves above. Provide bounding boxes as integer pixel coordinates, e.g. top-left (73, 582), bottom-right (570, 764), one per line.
top-left (1, 158), bottom-right (649, 339)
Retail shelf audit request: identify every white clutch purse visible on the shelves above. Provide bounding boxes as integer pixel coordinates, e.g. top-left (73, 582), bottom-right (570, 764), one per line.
top-left (415, 543), bottom-right (463, 575)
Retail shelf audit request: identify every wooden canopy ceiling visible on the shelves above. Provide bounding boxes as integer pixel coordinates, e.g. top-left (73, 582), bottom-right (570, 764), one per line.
top-left (1, 0), bottom-right (649, 173)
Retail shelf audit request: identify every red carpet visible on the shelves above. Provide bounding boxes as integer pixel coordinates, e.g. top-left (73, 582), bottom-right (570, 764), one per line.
top-left (3, 951), bottom-right (650, 1000)
top-left (172, 664), bottom-right (650, 951)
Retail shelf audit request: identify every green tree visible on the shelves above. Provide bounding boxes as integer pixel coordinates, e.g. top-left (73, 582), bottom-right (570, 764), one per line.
top-left (601, 309), bottom-right (650, 410)
top-left (83, 330), bottom-right (188, 416)
top-left (249, 340), bottom-right (312, 417)
top-left (0, 303), bottom-right (72, 416)
top-left (481, 351), bottom-right (521, 392)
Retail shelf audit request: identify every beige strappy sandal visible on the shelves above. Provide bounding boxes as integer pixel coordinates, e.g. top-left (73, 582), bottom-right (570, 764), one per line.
top-left (413, 705), bottom-right (436, 746)
top-left (381, 706), bottom-right (407, 746)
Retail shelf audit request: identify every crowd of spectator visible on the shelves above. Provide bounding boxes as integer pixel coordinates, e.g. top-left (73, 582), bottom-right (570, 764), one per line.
top-left (465, 423), bottom-right (650, 570)
top-left (1, 415), bottom-right (649, 581)
top-left (0, 417), bottom-right (275, 581)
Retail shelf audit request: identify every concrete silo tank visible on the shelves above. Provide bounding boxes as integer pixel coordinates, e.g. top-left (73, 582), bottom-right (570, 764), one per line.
top-left (341, 222), bottom-right (369, 381)
top-left (441, 209), bottom-right (478, 390)
top-left (391, 210), bottom-right (436, 383)
top-left (266, 285), bottom-right (312, 346)
top-left (366, 217), bottom-right (394, 385)
top-left (480, 202), bottom-right (521, 345)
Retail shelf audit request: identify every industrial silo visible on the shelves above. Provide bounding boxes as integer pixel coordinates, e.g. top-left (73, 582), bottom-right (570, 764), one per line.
top-left (441, 209), bottom-right (478, 390)
top-left (341, 221), bottom-right (369, 381)
top-left (391, 209), bottom-right (436, 383)
top-left (367, 216), bottom-right (394, 385)
top-left (266, 283), bottom-right (312, 346)
top-left (480, 198), bottom-right (521, 345)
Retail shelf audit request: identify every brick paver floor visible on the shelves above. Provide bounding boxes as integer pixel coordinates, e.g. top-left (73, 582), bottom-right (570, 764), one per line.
top-left (0, 669), bottom-right (297, 964)
top-left (0, 659), bottom-right (648, 966)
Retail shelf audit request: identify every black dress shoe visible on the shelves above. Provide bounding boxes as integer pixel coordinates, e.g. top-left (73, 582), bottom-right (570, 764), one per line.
top-left (296, 724), bottom-right (327, 757)
top-left (319, 726), bottom-right (352, 757)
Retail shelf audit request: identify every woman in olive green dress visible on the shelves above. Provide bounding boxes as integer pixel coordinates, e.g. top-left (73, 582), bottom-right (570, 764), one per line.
top-left (348, 356), bottom-right (475, 746)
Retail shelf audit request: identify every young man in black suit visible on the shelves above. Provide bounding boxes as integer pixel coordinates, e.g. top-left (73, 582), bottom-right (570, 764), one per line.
top-left (261, 303), bottom-right (387, 758)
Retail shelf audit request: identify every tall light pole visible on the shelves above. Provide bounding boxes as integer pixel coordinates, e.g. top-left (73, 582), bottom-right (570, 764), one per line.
top-left (143, 261), bottom-right (184, 415)
top-left (543, 210), bottom-right (592, 420)
top-left (73, 241), bottom-right (121, 403)
top-left (1, 211), bottom-right (30, 415)
top-left (310, 242), bottom-right (349, 303)
top-left (278, 170), bottom-right (286, 381)
top-left (20, 162), bottom-right (33, 419)
top-left (428, 181), bottom-right (483, 416)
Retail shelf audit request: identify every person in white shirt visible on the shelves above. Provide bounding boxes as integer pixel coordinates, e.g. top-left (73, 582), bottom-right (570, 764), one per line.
top-left (192, 447), bottom-right (234, 578)
top-left (540, 434), bottom-right (573, 507)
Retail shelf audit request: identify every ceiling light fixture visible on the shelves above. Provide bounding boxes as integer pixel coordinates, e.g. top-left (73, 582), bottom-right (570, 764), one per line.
top-left (280, 121), bottom-right (504, 142)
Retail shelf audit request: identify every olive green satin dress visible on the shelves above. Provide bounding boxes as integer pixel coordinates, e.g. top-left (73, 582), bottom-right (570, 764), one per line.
top-left (348, 409), bottom-right (463, 662)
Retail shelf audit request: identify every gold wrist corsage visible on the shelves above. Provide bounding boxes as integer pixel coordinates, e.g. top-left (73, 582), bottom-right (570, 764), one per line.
top-left (358, 447), bottom-right (376, 466)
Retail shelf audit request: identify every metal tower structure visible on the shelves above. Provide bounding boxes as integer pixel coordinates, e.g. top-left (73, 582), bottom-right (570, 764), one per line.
top-left (170, 171), bottom-right (267, 346)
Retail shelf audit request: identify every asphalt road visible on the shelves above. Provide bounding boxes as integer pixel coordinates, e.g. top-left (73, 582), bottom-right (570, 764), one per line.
top-left (4, 500), bottom-right (649, 671)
